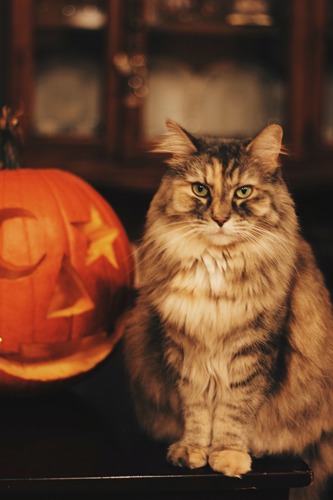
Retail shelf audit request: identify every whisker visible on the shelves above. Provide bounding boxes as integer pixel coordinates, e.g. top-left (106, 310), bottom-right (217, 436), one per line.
top-left (138, 226), bottom-right (202, 269)
top-left (140, 220), bottom-right (204, 252)
top-left (128, 217), bottom-right (206, 276)
top-left (247, 226), bottom-right (292, 254)
top-left (233, 225), bottom-right (296, 272)
top-left (230, 225), bottom-right (283, 259)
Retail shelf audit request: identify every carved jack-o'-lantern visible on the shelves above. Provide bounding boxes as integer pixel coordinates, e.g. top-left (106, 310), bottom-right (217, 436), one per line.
top-left (0, 108), bottom-right (133, 393)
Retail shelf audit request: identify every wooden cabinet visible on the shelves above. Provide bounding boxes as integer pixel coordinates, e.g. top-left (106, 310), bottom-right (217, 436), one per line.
top-left (2, 0), bottom-right (333, 191)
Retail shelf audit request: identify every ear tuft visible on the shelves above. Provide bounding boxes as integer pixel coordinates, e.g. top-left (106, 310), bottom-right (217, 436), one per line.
top-left (151, 120), bottom-right (198, 156)
top-left (247, 124), bottom-right (283, 166)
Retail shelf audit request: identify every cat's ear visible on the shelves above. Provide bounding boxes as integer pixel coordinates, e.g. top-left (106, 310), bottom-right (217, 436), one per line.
top-left (151, 120), bottom-right (198, 156)
top-left (247, 124), bottom-right (283, 169)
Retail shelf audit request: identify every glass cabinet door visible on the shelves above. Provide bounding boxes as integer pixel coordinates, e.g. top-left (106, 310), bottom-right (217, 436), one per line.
top-left (8, 0), bottom-right (126, 178)
top-left (32, 0), bottom-right (107, 139)
top-left (141, 0), bottom-right (289, 141)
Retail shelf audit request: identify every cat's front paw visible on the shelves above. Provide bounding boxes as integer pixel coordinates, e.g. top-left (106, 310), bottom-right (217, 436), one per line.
top-left (208, 449), bottom-right (251, 478)
top-left (167, 441), bottom-right (207, 469)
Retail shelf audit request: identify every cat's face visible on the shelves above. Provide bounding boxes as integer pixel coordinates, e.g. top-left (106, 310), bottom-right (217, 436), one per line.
top-left (151, 121), bottom-right (295, 248)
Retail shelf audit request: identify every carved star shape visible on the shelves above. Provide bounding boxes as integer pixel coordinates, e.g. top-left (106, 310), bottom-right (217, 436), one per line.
top-left (73, 205), bottom-right (120, 268)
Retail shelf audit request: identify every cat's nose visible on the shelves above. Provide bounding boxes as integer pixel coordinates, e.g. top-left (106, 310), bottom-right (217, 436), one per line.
top-left (212, 215), bottom-right (227, 227)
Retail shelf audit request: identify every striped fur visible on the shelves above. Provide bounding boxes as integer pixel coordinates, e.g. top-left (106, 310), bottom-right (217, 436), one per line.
top-left (124, 122), bottom-right (333, 499)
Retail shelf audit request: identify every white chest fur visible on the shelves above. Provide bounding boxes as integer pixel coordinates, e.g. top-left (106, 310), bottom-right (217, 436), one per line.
top-left (157, 250), bottom-right (254, 338)
top-left (170, 252), bottom-right (228, 294)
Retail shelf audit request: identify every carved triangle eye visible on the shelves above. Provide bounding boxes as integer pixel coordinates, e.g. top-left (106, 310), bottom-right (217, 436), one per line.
top-left (47, 255), bottom-right (94, 319)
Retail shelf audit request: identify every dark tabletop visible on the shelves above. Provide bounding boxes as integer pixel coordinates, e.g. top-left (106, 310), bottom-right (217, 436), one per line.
top-left (0, 341), bottom-right (312, 499)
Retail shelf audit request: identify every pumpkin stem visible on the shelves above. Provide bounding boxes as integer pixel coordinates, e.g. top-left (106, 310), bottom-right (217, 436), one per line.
top-left (0, 107), bottom-right (23, 170)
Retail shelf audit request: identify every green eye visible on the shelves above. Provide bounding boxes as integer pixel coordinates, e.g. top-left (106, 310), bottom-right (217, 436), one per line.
top-left (235, 185), bottom-right (253, 199)
top-left (192, 183), bottom-right (210, 198)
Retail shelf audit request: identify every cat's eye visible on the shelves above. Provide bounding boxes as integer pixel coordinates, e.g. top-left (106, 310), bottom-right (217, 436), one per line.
top-left (235, 185), bottom-right (253, 199)
top-left (192, 183), bottom-right (210, 198)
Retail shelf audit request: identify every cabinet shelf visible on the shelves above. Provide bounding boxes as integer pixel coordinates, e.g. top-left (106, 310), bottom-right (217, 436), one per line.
top-left (33, 0), bottom-right (107, 31)
top-left (147, 23), bottom-right (280, 38)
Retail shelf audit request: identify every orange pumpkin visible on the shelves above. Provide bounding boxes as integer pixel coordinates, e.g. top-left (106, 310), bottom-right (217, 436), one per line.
top-left (0, 108), bottom-right (133, 394)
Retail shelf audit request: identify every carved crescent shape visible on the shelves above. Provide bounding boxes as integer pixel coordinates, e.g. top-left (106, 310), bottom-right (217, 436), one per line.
top-left (0, 208), bottom-right (46, 280)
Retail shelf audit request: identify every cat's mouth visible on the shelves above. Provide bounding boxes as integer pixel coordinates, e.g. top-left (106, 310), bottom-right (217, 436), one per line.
top-left (205, 223), bottom-right (236, 245)
top-left (204, 218), bottom-right (252, 246)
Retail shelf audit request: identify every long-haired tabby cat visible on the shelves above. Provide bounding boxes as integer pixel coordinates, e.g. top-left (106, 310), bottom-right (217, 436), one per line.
top-left (124, 120), bottom-right (333, 500)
